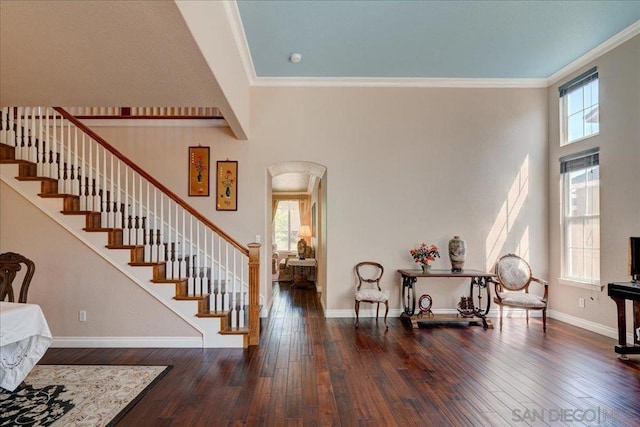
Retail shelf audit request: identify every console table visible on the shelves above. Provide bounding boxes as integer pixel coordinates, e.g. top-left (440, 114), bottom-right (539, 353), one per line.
top-left (607, 281), bottom-right (640, 357)
top-left (398, 269), bottom-right (496, 329)
top-left (288, 258), bottom-right (316, 289)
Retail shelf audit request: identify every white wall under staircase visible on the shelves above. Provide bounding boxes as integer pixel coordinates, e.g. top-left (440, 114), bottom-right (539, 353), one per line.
top-left (1, 163), bottom-right (245, 348)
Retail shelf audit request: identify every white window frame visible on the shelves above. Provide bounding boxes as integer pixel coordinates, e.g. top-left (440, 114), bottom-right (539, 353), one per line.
top-left (559, 148), bottom-right (601, 290)
top-left (559, 67), bottom-right (599, 146)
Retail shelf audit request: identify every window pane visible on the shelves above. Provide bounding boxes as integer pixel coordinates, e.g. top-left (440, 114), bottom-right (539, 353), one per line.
top-left (562, 164), bottom-right (600, 282)
top-left (568, 112), bottom-right (584, 142)
top-left (561, 75), bottom-right (598, 145)
top-left (586, 167), bottom-right (600, 214)
top-left (567, 88), bottom-right (584, 115)
top-left (584, 105), bottom-right (599, 136)
top-left (273, 200), bottom-right (301, 251)
top-left (568, 170), bottom-right (586, 216)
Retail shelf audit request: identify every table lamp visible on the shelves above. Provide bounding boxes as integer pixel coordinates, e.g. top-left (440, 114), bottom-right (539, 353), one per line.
top-left (297, 225), bottom-right (312, 259)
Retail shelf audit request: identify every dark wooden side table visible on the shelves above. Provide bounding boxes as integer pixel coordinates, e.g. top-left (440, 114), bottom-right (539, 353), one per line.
top-left (397, 269), bottom-right (496, 329)
top-left (607, 281), bottom-right (640, 357)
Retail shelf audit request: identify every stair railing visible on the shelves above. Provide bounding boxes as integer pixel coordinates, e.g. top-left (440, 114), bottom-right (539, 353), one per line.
top-left (0, 106), bottom-right (260, 344)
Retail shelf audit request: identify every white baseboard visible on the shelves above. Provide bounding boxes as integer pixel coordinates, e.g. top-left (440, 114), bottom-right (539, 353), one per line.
top-left (548, 310), bottom-right (633, 343)
top-left (325, 307), bottom-right (543, 319)
top-left (51, 336), bottom-right (203, 348)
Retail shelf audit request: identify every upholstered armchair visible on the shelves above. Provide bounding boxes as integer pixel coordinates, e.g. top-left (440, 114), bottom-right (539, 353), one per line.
top-left (492, 254), bottom-right (548, 332)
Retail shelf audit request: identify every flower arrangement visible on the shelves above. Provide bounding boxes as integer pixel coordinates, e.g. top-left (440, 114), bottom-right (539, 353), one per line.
top-left (410, 243), bottom-right (440, 266)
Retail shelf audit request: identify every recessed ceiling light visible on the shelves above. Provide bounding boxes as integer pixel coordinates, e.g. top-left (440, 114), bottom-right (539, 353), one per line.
top-left (289, 53), bottom-right (302, 63)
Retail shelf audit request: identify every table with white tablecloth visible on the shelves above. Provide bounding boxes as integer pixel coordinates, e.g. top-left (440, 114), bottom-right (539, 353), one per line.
top-left (0, 301), bottom-right (52, 391)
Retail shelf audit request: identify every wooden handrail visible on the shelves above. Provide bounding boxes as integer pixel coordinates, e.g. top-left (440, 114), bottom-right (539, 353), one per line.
top-left (53, 107), bottom-right (248, 256)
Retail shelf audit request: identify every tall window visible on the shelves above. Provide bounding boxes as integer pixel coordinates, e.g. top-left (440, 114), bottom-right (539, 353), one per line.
top-left (561, 149), bottom-right (600, 284)
top-left (274, 200), bottom-right (300, 251)
top-left (559, 67), bottom-right (599, 146)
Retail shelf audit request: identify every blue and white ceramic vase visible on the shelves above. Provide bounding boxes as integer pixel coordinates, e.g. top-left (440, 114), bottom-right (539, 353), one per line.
top-left (448, 235), bottom-right (466, 272)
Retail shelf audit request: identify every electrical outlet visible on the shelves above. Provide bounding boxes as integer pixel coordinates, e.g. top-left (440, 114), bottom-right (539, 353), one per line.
top-left (79, 310), bottom-right (87, 322)
top-left (578, 298), bottom-right (585, 308)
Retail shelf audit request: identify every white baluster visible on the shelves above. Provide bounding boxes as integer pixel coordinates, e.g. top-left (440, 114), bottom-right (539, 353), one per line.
top-left (115, 160), bottom-right (121, 229)
top-left (87, 138), bottom-right (95, 210)
top-left (36, 107), bottom-right (44, 176)
top-left (239, 259), bottom-right (245, 328)
top-left (0, 107), bottom-right (6, 145)
top-left (123, 166), bottom-right (129, 245)
top-left (43, 110), bottom-right (50, 178)
top-left (65, 119), bottom-right (72, 194)
top-left (144, 182), bottom-right (151, 262)
top-left (7, 107), bottom-right (16, 147)
top-left (57, 116), bottom-right (65, 192)
top-left (30, 107), bottom-right (37, 163)
top-left (79, 134), bottom-right (86, 210)
top-left (101, 146), bottom-right (108, 227)
top-left (73, 127), bottom-right (79, 196)
top-left (231, 250), bottom-right (237, 328)
top-left (50, 111), bottom-right (58, 180)
top-left (224, 243), bottom-right (230, 312)
top-left (166, 199), bottom-right (173, 279)
top-left (16, 107), bottom-right (24, 159)
top-left (159, 194), bottom-right (165, 262)
top-left (216, 236), bottom-right (222, 311)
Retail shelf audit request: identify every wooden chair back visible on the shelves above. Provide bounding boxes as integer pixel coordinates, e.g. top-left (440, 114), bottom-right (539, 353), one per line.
top-left (0, 252), bottom-right (35, 303)
top-left (355, 261), bottom-right (384, 291)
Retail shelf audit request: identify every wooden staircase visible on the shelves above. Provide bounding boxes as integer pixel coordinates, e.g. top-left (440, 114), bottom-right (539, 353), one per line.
top-left (0, 106), bottom-right (260, 347)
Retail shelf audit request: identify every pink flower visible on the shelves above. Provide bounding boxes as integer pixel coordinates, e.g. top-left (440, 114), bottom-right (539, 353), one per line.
top-left (410, 242), bottom-right (440, 265)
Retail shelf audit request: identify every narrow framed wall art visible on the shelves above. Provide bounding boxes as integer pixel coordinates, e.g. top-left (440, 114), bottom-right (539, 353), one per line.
top-left (216, 160), bottom-right (238, 211)
top-left (188, 146), bottom-right (210, 196)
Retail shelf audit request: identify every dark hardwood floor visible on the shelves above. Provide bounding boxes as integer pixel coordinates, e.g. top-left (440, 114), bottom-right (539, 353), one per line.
top-left (41, 282), bottom-right (640, 426)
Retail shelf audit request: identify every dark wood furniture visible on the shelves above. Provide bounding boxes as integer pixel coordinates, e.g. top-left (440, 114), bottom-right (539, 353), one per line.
top-left (492, 253), bottom-right (548, 332)
top-left (0, 252), bottom-right (35, 303)
top-left (607, 281), bottom-right (640, 357)
top-left (397, 268), bottom-right (495, 329)
top-left (355, 262), bottom-right (389, 329)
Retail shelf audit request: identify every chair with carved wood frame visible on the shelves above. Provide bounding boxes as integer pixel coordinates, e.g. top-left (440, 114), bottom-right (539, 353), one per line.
top-left (0, 252), bottom-right (36, 303)
top-left (354, 261), bottom-right (389, 329)
top-left (492, 254), bottom-right (548, 332)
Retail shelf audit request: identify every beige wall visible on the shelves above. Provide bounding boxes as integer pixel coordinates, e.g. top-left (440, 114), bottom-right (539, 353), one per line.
top-left (548, 35), bottom-right (640, 328)
top-left (0, 182), bottom-right (199, 340)
top-left (88, 85), bottom-right (548, 315)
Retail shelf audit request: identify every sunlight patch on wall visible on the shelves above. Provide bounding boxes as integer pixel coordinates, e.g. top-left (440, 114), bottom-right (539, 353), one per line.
top-left (485, 155), bottom-right (529, 271)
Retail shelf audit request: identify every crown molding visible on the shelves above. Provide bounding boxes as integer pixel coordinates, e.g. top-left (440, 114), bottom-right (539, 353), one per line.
top-left (252, 76), bottom-right (548, 89)
top-left (547, 20), bottom-right (640, 86)
top-left (224, 0), bottom-right (257, 85)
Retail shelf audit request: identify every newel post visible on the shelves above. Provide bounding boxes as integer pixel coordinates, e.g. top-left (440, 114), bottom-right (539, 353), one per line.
top-left (248, 243), bottom-right (261, 346)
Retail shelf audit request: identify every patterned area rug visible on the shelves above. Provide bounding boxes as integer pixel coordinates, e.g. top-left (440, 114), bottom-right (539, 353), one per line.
top-left (0, 365), bottom-right (171, 427)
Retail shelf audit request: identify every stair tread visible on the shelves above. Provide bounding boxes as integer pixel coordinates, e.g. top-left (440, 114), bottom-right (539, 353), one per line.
top-left (62, 210), bottom-right (100, 215)
top-left (0, 159), bottom-right (33, 165)
top-left (196, 310), bottom-right (228, 318)
top-left (174, 294), bottom-right (210, 301)
top-left (84, 227), bottom-right (120, 232)
top-left (18, 176), bottom-right (56, 182)
top-left (106, 244), bottom-right (138, 249)
top-left (38, 193), bottom-right (79, 199)
top-left (151, 278), bottom-right (187, 284)
top-left (129, 261), bottom-right (165, 266)
top-left (219, 328), bottom-right (250, 335)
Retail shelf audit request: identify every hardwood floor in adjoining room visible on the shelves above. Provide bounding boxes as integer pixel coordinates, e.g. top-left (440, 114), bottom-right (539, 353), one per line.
top-left (41, 282), bottom-right (640, 426)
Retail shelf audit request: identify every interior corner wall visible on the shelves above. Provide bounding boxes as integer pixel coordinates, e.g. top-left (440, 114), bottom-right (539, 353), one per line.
top-left (0, 181), bottom-right (199, 341)
top-left (547, 35), bottom-right (640, 329)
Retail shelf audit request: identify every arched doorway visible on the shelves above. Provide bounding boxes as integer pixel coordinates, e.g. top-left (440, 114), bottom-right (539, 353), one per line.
top-left (267, 162), bottom-right (327, 306)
